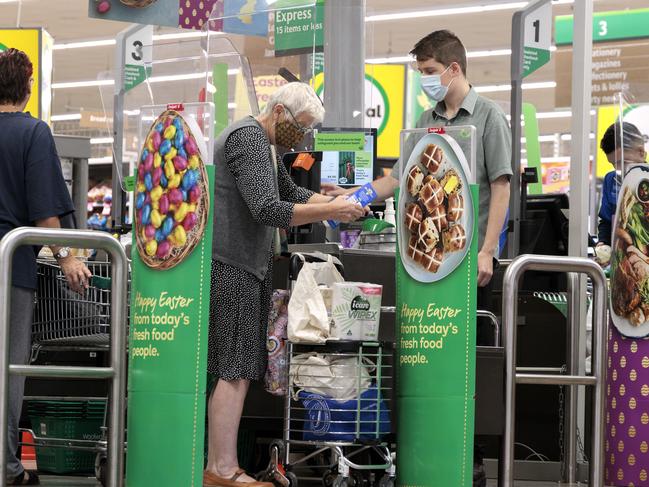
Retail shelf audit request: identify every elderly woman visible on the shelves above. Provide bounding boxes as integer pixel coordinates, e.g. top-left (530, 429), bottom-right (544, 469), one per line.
top-left (204, 83), bottom-right (364, 486)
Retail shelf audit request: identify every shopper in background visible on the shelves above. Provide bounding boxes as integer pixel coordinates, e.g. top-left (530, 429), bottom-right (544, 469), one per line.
top-left (595, 121), bottom-right (648, 266)
top-left (322, 29), bottom-right (512, 487)
top-left (204, 82), bottom-right (364, 487)
top-left (0, 48), bottom-right (91, 486)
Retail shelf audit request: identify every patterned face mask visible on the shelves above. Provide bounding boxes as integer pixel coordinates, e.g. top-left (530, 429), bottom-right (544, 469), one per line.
top-left (274, 120), bottom-right (305, 149)
top-left (274, 106), bottom-right (311, 149)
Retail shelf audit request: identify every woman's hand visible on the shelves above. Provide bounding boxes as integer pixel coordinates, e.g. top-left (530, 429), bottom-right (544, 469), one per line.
top-left (327, 196), bottom-right (366, 223)
top-left (59, 257), bottom-right (92, 294)
top-left (321, 183), bottom-right (354, 197)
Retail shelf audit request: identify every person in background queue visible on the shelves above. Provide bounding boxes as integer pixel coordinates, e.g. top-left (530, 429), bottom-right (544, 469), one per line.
top-left (595, 122), bottom-right (648, 267)
top-left (0, 48), bottom-right (92, 486)
top-left (322, 29), bottom-right (513, 487)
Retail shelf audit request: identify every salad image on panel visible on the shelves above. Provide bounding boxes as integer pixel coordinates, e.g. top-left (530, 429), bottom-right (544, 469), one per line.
top-left (610, 164), bottom-right (649, 336)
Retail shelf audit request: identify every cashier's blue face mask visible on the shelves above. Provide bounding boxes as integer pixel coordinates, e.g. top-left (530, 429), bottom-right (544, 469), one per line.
top-left (421, 65), bottom-right (454, 102)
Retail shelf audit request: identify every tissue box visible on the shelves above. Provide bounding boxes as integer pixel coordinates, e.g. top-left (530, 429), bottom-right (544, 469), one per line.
top-left (331, 282), bottom-right (382, 341)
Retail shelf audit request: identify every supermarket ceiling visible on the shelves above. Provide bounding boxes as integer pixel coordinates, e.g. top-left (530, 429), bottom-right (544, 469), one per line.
top-left (1, 0), bottom-right (648, 153)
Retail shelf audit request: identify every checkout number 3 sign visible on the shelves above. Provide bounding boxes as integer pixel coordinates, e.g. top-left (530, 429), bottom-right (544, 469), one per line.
top-left (522, 1), bottom-right (552, 78)
top-left (124, 25), bottom-right (153, 92)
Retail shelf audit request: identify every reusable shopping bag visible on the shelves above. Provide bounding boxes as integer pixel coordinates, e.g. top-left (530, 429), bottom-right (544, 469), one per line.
top-left (264, 290), bottom-right (290, 396)
top-left (298, 386), bottom-right (391, 441)
top-left (287, 256), bottom-right (343, 344)
top-left (289, 353), bottom-right (373, 401)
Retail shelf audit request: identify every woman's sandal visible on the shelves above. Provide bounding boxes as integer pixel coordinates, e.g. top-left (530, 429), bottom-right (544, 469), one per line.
top-left (8, 470), bottom-right (39, 485)
top-left (203, 468), bottom-right (272, 487)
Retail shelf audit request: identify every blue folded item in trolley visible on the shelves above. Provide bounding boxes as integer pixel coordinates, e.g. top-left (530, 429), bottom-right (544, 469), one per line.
top-left (298, 387), bottom-right (390, 442)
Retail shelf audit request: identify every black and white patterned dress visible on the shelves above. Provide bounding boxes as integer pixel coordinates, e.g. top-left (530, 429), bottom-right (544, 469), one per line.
top-left (208, 125), bottom-right (313, 381)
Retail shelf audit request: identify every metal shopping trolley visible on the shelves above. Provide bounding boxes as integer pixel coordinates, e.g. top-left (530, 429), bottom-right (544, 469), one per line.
top-left (259, 253), bottom-right (395, 487)
top-left (21, 258), bottom-right (130, 486)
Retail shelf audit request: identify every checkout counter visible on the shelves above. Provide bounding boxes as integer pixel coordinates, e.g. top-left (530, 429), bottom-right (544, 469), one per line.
top-left (239, 239), bottom-right (572, 476)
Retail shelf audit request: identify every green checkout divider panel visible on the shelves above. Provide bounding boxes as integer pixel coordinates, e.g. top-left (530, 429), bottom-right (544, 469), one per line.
top-left (126, 166), bottom-right (214, 487)
top-left (396, 186), bottom-right (479, 487)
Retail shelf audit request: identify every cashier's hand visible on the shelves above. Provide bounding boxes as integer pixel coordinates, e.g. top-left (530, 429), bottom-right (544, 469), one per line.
top-left (59, 257), bottom-right (92, 294)
top-left (477, 250), bottom-right (494, 287)
top-left (328, 196), bottom-right (366, 223)
top-left (321, 183), bottom-right (355, 197)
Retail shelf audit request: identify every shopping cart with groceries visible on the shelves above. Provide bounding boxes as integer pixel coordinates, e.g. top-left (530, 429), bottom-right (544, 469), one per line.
top-left (259, 253), bottom-right (396, 487)
top-left (21, 258), bottom-right (130, 486)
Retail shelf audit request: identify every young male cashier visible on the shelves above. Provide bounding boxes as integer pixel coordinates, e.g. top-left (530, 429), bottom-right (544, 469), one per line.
top-left (323, 29), bottom-right (512, 342)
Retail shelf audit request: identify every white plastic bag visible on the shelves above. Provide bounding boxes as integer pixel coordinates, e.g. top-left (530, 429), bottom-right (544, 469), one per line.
top-left (290, 353), bottom-right (373, 401)
top-left (288, 255), bottom-right (343, 344)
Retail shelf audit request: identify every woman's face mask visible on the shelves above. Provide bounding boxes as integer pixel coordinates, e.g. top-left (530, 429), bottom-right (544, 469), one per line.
top-left (421, 65), bottom-right (454, 102)
top-left (274, 106), bottom-right (309, 149)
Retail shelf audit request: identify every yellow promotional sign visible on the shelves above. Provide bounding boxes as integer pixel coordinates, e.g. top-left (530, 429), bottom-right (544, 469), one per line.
top-left (313, 64), bottom-right (407, 159)
top-left (596, 105), bottom-right (620, 178)
top-left (0, 28), bottom-right (52, 122)
top-left (596, 104), bottom-right (649, 178)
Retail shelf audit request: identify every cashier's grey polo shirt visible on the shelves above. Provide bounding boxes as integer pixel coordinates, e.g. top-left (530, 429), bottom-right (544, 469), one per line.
top-left (392, 88), bottom-right (513, 253)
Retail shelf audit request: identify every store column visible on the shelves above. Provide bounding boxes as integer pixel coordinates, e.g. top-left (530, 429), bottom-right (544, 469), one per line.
top-left (323, 0), bottom-right (364, 128)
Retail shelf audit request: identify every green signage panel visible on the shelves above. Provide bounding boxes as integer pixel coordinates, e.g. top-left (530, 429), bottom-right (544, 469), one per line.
top-left (314, 132), bottom-right (365, 151)
top-left (123, 175), bottom-right (136, 192)
top-left (522, 103), bottom-right (543, 196)
top-left (212, 63), bottom-right (229, 138)
top-left (274, 0), bottom-right (324, 56)
top-left (126, 167), bottom-right (214, 487)
top-left (556, 8), bottom-right (649, 45)
top-left (523, 47), bottom-right (551, 78)
top-left (396, 186), bottom-right (478, 487)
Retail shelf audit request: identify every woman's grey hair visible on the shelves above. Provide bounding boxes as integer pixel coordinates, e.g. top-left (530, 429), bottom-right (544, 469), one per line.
top-left (261, 82), bottom-right (325, 124)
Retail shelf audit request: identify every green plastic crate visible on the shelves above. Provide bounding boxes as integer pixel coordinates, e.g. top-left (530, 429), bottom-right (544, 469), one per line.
top-left (27, 401), bottom-right (105, 474)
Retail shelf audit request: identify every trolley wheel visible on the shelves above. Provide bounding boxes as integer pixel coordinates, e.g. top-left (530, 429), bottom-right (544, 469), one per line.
top-left (378, 475), bottom-right (394, 487)
top-left (95, 453), bottom-right (107, 487)
top-left (332, 476), bottom-right (348, 487)
top-left (322, 470), bottom-right (338, 487)
top-left (269, 439), bottom-right (286, 464)
top-left (285, 471), bottom-right (299, 486)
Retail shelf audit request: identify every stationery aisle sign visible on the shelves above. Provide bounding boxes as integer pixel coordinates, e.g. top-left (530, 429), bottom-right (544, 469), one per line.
top-left (126, 108), bottom-right (214, 487)
top-left (396, 130), bottom-right (478, 486)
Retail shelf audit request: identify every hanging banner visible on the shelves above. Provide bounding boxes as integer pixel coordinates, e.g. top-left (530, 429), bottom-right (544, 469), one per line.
top-left (396, 131), bottom-right (478, 486)
top-left (273, 0), bottom-right (324, 56)
top-left (89, 0), bottom-right (217, 30)
top-left (0, 28), bottom-right (53, 122)
top-left (126, 109), bottom-right (214, 487)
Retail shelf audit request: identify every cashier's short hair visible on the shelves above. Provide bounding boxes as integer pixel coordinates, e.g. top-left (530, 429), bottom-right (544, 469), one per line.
top-left (0, 48), bottom-right (33, 106)
top-left (262, 82), bottom-right (325, 124)
top-left (410, 30), bottom-right (467, 76)
top-left (600, 122), bottom-right (647, 155)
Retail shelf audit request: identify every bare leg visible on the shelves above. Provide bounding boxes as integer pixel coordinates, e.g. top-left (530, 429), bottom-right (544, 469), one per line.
top-left (206, 378), bottom-right (256, 481)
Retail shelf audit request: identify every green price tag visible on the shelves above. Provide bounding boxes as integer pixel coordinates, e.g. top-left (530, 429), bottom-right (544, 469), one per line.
top-left (124, 176), bottom-right (136, 192)
top-left (314, 132), bottom-right (366, 152)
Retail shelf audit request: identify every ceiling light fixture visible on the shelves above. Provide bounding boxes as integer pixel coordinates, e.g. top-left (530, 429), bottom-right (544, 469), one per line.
top-left (50, 113), bottom-right (82, 122)
top-left (475, 81), bottom-right (557, 93)
top-left (366, 0), bottom-right (573, 22)
top-left (52, 69), bottom-right (240, 89)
